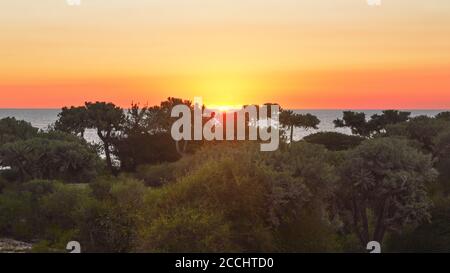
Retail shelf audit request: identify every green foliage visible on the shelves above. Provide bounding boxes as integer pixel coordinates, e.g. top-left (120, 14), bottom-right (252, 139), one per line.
top-left (54, 106), bottom-right (88, 138)
top-left (433, 130), bottom-right (450, 195)
top-left (79, 177), bottom-right (146, 252)
top-left (260, 142), bottom-right (337, 207)
top-left (141, 154), bottom-right (273, 252)
top-left (0, 117), bottom-right (38, 146)
top-left (275, 207), bottom-right (341, 253)
top-left (0, 176), bottom-right (7, 193)
top-left (114, 132), bottom-right (180, 172)
top-left (334, 110), bottom-right (410, 137)
top-left (386, 115), bottom-right (450, 153)
top-left (141, 207), bottom-right (236, 252)
top-left (334, 111), bottom-right (369, 137)
top-left (113, 99), bottom-right (196, 171)
top-left (304, 132), bottom-right (364, 151)
top-left (335, 137), bottom-right (437, 247)
top-left (0, 180), bottom-right (89, 249)
top-left (436, 111), bottom-right (450, 122)
top-left (85, 102), bottom-right (125, 173)
top-left (139, 142), bottom-right (340, 252)
top-left (0, 190), bottom-right (33, 239)
top-left (135, 162), bottom-right (177, 187)
top-left (386, 198), bottom-right (450, 252)
top-left (369, 110), bottom-right (411, 133)
top-left (279, 110), bottom-right (320, 143)
top-left (2, 106), bottom-right (450, 253)
top-left (0, 132), bottom-right (101, 182)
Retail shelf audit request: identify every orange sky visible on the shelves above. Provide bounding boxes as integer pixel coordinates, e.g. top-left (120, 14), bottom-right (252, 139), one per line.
top-left (1, 0), bottom-right (450, 109)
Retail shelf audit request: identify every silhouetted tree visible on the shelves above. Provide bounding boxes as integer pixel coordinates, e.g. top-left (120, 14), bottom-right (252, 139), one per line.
top-left (84, 102), bottom-right (124, 173)
top-left (0, 131), bottom-right (101, 182)
top-left (370, 110), bottom-right (411, 134)
top-left (334, 137), bottom-right (437, 247)
top-left (386, 115), bottom-right (450, 153)
top-left (54, 106), bottom-right (88, 138)
top-left (436, 111), bottom-right (450, 122)
top-left (0, 117), bottom-right (38, 146)
top-left (334, 110), bottom-right (410, 138)
top-left (304, 132), bottom-right (364, 151)
top-left (280, 110), bottom-right (319, 144)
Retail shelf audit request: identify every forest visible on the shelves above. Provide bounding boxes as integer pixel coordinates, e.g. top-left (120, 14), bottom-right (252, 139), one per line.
top-left (0, 98), bottom-right (449, 253)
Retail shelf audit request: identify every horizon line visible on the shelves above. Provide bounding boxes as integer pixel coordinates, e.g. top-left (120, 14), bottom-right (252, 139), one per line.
top-left (0, 107), bottom-right (449, 111)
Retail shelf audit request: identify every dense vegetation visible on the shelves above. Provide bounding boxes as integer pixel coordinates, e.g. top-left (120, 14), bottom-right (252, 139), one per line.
top-left (0, 100), bottom-right (449, 252)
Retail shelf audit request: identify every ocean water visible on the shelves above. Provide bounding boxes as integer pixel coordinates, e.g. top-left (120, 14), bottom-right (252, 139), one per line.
top-left (291, 110), bottom-right (445, 140)
top-left (0, 109), bottom-right (445, 143)
top-left (0, 109), bottom-right (99, 143)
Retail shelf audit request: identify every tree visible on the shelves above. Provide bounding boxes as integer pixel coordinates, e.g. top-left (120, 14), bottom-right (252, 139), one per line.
top-left (432, 130), bottom-right (450, 195)
top-left (0, 117), bottom-right (38, 146)
top-left (80, 178), bottom-right (146, 252)
top-left (0, 132), bottom-right (101, 182)
top-left (113, 132), bottom-right (180, 172)
top-left (139, 142), bottom-right (341, 252)
top-left (386, 115), bottom-right (450, 153)
top-left (84, 102), bottom-right (124, 173)
top-left (436, 111), bottom-right (450, 122)
top-left (334, 137), bottom-right (437, 248)
top-left (0, 179), bottom-right (91, 248)
top-left (112, 100), bottom-right (194, 171)
top-left (148, 97), bottom-right (194, 155)
top-left (334, 111), bottom-right (370, 137)
top-left (140, 153), bottom-right (274, 252)
top-left (146, 97), bottom-right (193, 132)
top-left (54, 106), bottom-right (88, 138)
top-left (304, 132), bottom-right (364, 151)
top-left (369, 110), bottom-right (411, 134)
top-left (334, 110), bottom-right (411, 138)
top-left (385, 198), bottom-right (450, 252)
top-left (279, 110), bottom-right (320, 144)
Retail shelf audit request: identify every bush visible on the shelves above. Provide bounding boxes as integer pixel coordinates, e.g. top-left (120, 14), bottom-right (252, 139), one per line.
top-left (139, 142), bottom-right (341, 252)
top-left (386, 198), bottom-right (450, 252)
top-left (386, 116), bottom-right (450, 153)
top-left (0, 180), bottom-right (90, 248)
top-left (140, 156), bottom-right (273, 252)
top-left (135, 163), bottom-right (176, 187)
top-left (335, 137), bottom-right (437, 248)
top-left (0, 117), bottom-right (38, 146)
top-left (0, 132), bottom-right (102, 182)
top-left (141, 207), bottom-right (236, 252)
top-left (113, 133), bottom-right (180, 172)
top-left (80, 178), bottom-right (146, 252)
top-left (433, 130), bottom-right (450, 195)
top-left (0, 190), bottom-right (33, 240)
top-left (304, 132), bottom-right (364, 151)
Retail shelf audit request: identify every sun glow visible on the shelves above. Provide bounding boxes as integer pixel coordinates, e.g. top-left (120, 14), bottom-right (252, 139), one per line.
top-left (206, 104), bottom-right (243, 112)
top-left (190, 74), bottom-right (260, 110)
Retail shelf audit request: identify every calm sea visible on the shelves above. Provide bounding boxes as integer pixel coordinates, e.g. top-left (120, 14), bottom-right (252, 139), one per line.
top-left (0, 109), bottom-right (445, 143)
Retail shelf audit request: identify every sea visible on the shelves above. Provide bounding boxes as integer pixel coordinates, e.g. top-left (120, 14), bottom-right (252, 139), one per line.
top-left (0, 109), bottom-right (446, 143)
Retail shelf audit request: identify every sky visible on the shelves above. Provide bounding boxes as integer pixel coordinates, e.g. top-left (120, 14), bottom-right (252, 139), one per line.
top-left (1, 0), bottom-right (450, 109)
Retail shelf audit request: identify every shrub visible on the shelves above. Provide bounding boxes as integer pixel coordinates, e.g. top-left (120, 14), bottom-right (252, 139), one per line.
top-left (304, 132), bottom-right (364, 151)
top-left (0, 132), bottom-right (102, 182)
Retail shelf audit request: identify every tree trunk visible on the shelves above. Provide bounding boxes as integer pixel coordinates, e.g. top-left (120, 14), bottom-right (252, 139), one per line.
top-left (290, 125), bottom-right (294, 144)
top-left (98, 129), bottom-right (115, 174)
top-left (104, 141), bottom-right (114, 173)
top-left (373, 198), bottom-right (389, 243)
top-left (175, 140), bottom-right (188, 156)
top-left (360, 205), bottom-right (370, 245)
